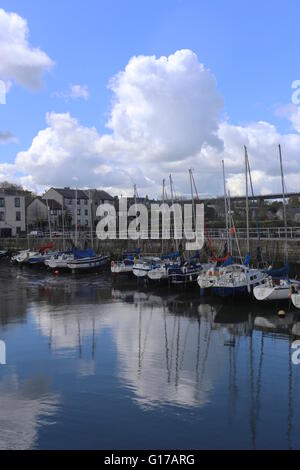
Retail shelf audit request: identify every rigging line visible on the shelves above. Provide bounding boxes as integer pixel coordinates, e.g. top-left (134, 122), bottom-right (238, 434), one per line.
top-left (247, 156), bottom-right (263, 261)
top-left (164, 312), bottom-right (171, 383)
top-left (140, 310), bottom-right (153, 365)
top-left (180, 322), bottom-right (191, 370)
top-left (191, 170), bottom-right (230, 262)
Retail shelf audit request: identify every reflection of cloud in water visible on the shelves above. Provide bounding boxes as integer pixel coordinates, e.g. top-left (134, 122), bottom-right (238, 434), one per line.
top-left (105, 301), bottom-right (227, 408)
top-left (30, 303), bottom-right (103, 353)
top-left (0, 373), bottom-right (59, 450)
top-left (31, 293), bottom-right (228, 408)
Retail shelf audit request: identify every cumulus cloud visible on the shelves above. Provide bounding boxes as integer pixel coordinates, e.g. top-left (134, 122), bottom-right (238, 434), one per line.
top-left (0, 8), bottom-right (53, 90)
top-left (6, 49), bottom-right (300, 197)
top-left (101, 49), bottom-right (223, 163)
top-left (53, 84), bottom-right (89, 101)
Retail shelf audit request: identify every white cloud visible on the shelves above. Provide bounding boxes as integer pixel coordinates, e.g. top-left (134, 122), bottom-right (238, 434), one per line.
top-left (53, 84), bottom-right (89, 101)
top-left (0, 8), bottom-right (53, 90)
top-left (101, 49), bottom-right (223, 163)
top-left (5, 49), bottom-right (300, 197)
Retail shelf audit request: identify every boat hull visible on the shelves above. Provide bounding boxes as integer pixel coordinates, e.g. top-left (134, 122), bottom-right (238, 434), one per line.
top-left (253, 285), bottom-right (290, 301)
top-left (67, 256), bottom-right (109, 271)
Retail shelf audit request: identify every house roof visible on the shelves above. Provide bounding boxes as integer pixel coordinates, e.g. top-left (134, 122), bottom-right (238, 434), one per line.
top-left (28, 197), bottom-right (63, 210)
top-left (42, 198), bottom-right (63, 210)
top-left (52, 187), bottom-right (88, 199)
top-left (85, 189), bottom-right (114, 201)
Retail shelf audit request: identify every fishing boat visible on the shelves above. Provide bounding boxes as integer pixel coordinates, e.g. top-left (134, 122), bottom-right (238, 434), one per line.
top-left (0, 250), bottom-right (7, 259)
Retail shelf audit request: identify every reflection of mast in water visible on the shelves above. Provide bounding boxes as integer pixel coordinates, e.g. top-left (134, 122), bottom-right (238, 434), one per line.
top-left (77, 317), bottom-right (82, 358)
top-left (195, 316), bottom-right (201, 376)
top-left (249, 332), bottom-right (256, 450)
top-left (92, 316), bottom-right (96, 360)
top-left (164, 313), bottom-right (171, 383)
top-left (227, 332), bottom-right (238, 423)
top-left (137, 303), bottom-right (153, 376)
top-left (248, 330), bottom-right (264, 450)
top-left (175, 317), bottom-right (181, 387)
top-left (287, 338), bottom-right (293, 450)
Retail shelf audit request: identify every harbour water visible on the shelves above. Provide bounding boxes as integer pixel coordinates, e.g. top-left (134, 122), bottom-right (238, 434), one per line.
top-left (0, 263), bottom-right (300, 449)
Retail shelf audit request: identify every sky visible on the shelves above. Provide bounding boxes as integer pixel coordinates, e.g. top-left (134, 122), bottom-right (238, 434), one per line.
top-left (0, 0), bottom-right (300, 197)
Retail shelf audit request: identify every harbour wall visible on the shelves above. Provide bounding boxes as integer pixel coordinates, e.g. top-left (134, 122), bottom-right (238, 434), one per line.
top-left (1, 236), bottom-right (300, 268)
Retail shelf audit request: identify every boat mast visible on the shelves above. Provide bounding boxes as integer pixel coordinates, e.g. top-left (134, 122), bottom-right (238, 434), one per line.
top-left (46, 198), bottom-right (52, 240)
top-left (279, 144), bottom-right (288, 263)
top-left (169, 174), bottom-right (178, 251)
top-left (245, 146), bottom-right (250, 254)
top-left (162, 178), bottom-right (165, 255)
top-left (134, 184), bottom-right (140, 249)
top-left (89, 190), bottom-right (94, 250)
top-left (75, 187), bottom-right (78, 248)
top-left (61, 200), bottom-right (65, 251)
top-left (228, 190), bottom-right (233, 255)
top-left (222, 160), bottom-right (229, 249)
top-left (189, 169), bottom-right (196, 242)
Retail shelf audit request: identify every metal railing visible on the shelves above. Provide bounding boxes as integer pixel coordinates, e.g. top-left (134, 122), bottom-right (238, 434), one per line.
top-left (2, 226), bottom-right (300, 241)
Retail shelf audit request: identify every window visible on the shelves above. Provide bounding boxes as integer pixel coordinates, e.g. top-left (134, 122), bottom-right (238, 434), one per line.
top-left (51, 209), bottom-right (57, 215)
top-left (15, 197), bottom-right (20, 207)
top-left (85, 209), bottom-right (88, 216)
top-left (0, 212), bottom-right (4, 221)
top-left (77, 209), bottom-right (81, 216)
top-left (16, 211), bottom-right (21, 221)
top-left (84, 199), bottom-right (88, 205)
top-left (77, 199), bottom-right (80, 205)
top-left (0, 198), bottom-right (4, 208)
top-left (85, 219), bottom-right (89, 226)
top-left (68, 199), bottom-right (73, 205)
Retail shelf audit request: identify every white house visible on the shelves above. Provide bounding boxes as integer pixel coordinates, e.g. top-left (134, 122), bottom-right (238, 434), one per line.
top-left (0, 192), bottom-right (26, 236)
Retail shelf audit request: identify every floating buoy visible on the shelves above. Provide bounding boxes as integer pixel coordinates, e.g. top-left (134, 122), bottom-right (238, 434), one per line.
top-left (278, 309), bottom-right (285, 317)
top-left (55, 270), bottom-right (59, 276)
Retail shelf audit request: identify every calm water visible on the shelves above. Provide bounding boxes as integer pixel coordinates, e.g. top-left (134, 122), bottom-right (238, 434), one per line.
top-left (0, 263), bottom-right (300, 450)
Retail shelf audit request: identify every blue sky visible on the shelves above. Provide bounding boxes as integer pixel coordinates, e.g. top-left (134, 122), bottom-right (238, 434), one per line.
top-left (1, 0), bottom-right (300, 196)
